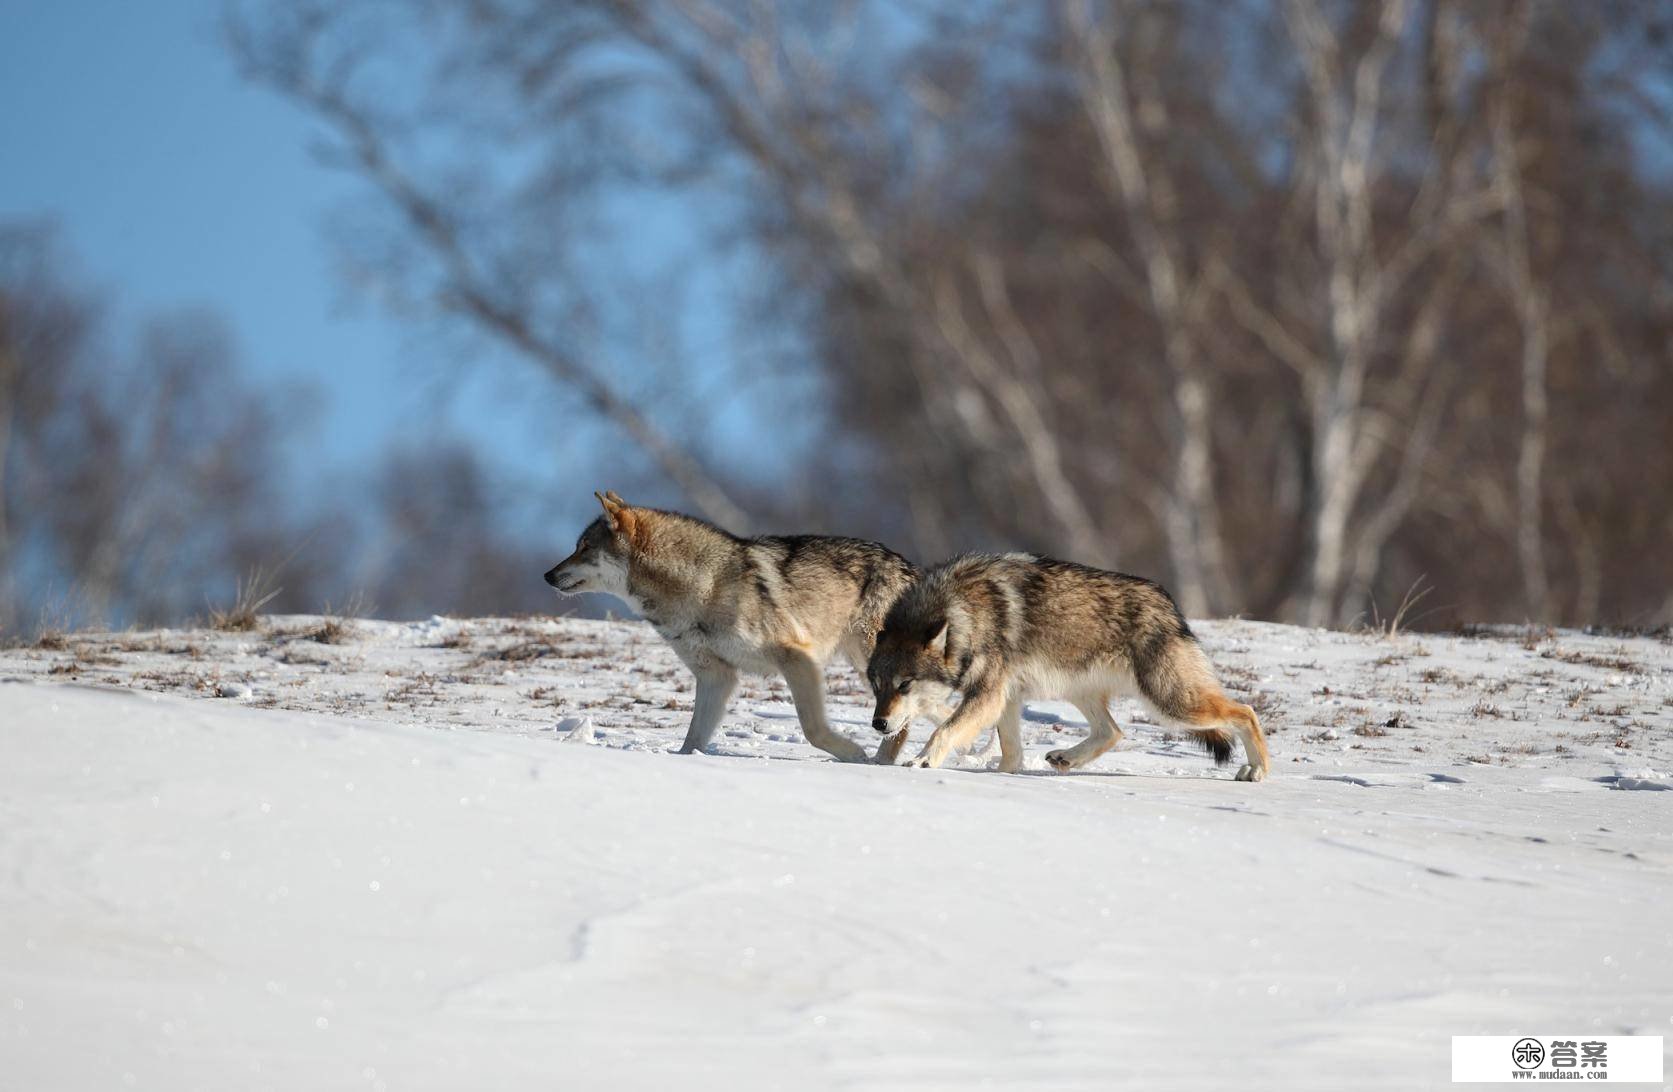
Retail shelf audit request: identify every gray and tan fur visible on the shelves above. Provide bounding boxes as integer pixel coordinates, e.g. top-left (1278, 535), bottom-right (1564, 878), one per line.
top-left (545, 492), bottom-right (944, 762)
top-left (868, 552), bottom-right (1270, 781)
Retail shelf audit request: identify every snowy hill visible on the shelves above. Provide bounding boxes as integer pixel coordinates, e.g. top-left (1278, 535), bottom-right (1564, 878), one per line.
top-left (2, 616), bottom-right (1670, 1089)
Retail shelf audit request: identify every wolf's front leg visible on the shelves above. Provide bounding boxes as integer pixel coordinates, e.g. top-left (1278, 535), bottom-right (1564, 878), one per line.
top-left (872, 728), bottom-right (909, 765)
top-left (910, 686), bottom-right (1006, 769)
top-left (778, 651), bottom-right (867, 762)
top-left (872, 698), bottom-right (953, 765)
top-left (678, 663), bottom-right (738, 754)
top-left (929, 701), bottom-right (1000, 761)
top-left (993, 694), bottom-right (1025, 773)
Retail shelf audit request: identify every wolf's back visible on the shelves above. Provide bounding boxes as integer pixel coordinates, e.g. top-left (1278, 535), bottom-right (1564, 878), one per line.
top-left (742, 533), bottom-right (918, 636)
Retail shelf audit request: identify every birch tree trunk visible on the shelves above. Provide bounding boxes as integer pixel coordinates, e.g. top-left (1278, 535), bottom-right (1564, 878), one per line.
top-left (1065, 0), bottom-right (1232, 616)
top-left (1284, 0), bottom-right (1403, 624)
top-left (1487, 8), bottom-right (1552, 622)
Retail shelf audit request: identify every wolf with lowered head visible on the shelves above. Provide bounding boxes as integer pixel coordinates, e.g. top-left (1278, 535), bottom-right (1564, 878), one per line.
top-left (868, 553), bottom-right (1270, 781)
top-left (545, 492), bottom-right (943, 762)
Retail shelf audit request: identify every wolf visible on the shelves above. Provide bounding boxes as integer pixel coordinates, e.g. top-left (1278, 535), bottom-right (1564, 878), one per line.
top-left (866, 552), bottom-right (1270, 781)
top-left (544, 492), bottom-right (945, 762)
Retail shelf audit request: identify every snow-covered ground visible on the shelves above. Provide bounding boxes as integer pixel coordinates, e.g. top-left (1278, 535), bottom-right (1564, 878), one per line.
top-left (2, 615), bottom-right (1670, 1089)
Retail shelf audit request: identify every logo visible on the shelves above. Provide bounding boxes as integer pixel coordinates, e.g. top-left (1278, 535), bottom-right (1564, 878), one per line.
top-left (1453, 1034), bottom-right (1662, 1083)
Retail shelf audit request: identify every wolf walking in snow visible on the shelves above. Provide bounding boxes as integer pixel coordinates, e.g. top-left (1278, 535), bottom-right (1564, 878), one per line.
top-left (544, 492), bottom-right (944, 762)
top-left (866, 553), bottom-right (1270, 781)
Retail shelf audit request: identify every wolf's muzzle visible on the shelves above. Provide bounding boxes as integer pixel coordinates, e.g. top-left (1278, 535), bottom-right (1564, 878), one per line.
top-left (872, 717), bottom-right (890, 733)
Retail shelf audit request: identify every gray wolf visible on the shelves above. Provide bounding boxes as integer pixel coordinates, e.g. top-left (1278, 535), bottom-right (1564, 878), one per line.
top-left (544, 492), bottom-right (943, 762)
top-left (866, 552), bottom-right (1270, 781)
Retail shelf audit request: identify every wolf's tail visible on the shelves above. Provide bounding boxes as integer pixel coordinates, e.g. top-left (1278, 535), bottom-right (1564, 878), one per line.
top-left (1185, 695), bottom-right (1267, 773)
top-left (1138, 633), bottom-right (1266, 773)
top-left (1187, 726), bottom-right (1235, 766)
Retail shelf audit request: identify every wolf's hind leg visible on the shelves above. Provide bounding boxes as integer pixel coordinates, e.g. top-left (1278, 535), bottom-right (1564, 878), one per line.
top-left (779, 651), bottom-right (868, 763)
top-left (1046, 694), bottom-right (1123, 772)
top-left (1218, 697), bottom-right (1270, 782)
top-left (678, 663), bottom-right (738, 754)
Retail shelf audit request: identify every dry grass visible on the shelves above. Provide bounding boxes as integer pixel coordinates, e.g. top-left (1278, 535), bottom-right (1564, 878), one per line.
top-left (209, 566), bottom-right (284, 632)
top-left (1217, 663), bottom-right (1262, 686)
top-left (1361, 575), bottom-right (1436, 638)
top-left (1540, 647), bottom-right (1645, 675)
top-left (6, 600), bottom-right (88, 650)
top-left (308, 594), bottom-right (369, 645)
top-left (383, 673), bottom-right (447, 707)
top-left (309, 616), bottom-right (354, 644)
top-left (484, 640), bottom-right (558, 663)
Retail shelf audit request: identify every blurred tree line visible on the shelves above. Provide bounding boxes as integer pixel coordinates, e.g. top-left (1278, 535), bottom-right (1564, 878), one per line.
top-left (231, 0), bottom-right (1672, 629)
top-left (6, 0), bottom-right (1669, 635)
top-left (0, 224), bottom-right (547, 635)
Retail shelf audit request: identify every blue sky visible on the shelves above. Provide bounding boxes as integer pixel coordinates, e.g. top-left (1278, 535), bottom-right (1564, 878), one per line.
top-left (4, 2), bottom-right (403, 455)
top-left (0, 0), bottom-right (686, 537)
top-left (1, 0), bottom-right (829, 547)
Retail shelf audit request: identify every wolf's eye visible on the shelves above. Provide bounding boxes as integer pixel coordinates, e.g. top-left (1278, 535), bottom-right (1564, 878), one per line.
top-left (897, 679), bottom-right (913, 694)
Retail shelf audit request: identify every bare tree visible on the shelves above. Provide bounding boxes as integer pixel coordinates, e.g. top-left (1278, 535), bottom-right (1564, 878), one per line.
top-left (367, 443), bottom-right (553, 617)
top-left (220, 0), bottom-right (1673, 630)
top-left (625, 0), bottom-right (1111, 562)
top-left (228, 3), bottom-right (755, 530)
top-left (1472, 0), bottom-right (1557, 622)
top-left (1061, 0), bottom-right (1234, 616)
top-left (0, 227), bottom-right (313, 633)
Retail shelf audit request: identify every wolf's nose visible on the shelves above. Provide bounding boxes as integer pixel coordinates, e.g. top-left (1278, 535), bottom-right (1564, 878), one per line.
top-left (872, 717), bottom-right (889, 732)
top-left (543, 569), bottom-right (561, 587)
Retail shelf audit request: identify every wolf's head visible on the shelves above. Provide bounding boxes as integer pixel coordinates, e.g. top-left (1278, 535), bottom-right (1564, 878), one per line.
top-left (544, 491), bottom-right (637, 599)
top-left (867, 616), bottom-right (958, 734)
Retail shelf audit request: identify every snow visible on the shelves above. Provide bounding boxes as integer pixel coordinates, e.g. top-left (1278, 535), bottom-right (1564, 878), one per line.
top-left (2, 616), bottom-right (1670, 1089)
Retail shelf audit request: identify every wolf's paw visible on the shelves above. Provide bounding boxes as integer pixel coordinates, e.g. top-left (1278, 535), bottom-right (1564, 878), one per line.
top-left (1045, 750), bottom-right (1075, 772)
top-left (1234, 764), bottom-right (1266, 782)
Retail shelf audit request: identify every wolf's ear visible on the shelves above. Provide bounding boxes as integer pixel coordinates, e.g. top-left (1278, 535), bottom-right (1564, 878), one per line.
top-left (925, 619), bottom-right (949, 659)
top-left (595, 490), bottom-right (624, 530)
top-left (596, 490), bottom-right (638, 540)
top-left (604, 490), bottom-right (626, 506)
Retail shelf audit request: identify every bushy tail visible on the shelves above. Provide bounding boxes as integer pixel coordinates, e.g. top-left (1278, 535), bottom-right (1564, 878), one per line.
top-left (1137, 633), bottom-right (1268, 774)
top-left (1188, 727), bottom-right (1235, 766)
top-left (1192, 698), bottom-right (1268, 775)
